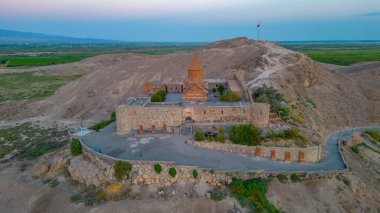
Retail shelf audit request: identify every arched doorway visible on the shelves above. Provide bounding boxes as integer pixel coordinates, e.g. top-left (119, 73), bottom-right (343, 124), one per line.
top-left (185, 116), bottom-right (192, 123)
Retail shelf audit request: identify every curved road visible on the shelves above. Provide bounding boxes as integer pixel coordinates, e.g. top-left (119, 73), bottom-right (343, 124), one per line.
top-left (83, 124), bottom-right (380, 172)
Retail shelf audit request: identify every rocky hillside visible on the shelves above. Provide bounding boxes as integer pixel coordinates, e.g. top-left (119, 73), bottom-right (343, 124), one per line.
top-left (1, 37), bottom-right (378, 137)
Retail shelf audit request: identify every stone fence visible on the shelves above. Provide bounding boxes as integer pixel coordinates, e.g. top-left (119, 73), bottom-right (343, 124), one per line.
top-left (79, 140), bottom-right (346, 187)
top-left (193, 141), bottom-right (322, 163)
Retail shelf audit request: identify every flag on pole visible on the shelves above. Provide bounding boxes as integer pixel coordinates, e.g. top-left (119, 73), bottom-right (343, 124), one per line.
top-left (257, 22), bottom-right (260, 28)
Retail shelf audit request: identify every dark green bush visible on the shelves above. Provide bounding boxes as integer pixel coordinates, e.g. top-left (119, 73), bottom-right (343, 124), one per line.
top-left (70, 139), bottom-right (82, 156)
top-left (151, 90), bottom-right (167, 102)
top-left (212, 88), bottom-right (217, 93)
top-left (276, 174), bottom-right (287, 183)
top-left (192, 170), bottom-right (198, 179)
top-left (89, 112), bottom-right (116, 131)
top-left (114, 161), bottom-right (133, 182)
top-left (266, 128), bottom-right (308, 143)
top-left (364, 130), bottom-right (380, 142)
top-left (230, 124), bottom-right (261, 146)
top-left (290, 174), bottom-right (300, 183)
top-left (154, 164), bottom-right (162, 174)
top-left (278, 107), bottom-right (290, 119)
top-left (351, 146), bottom-right (359, 154)
top-left (194, 130), bottom-right (205, 141)
top-left (229, 178), bottom-right (279, 213)
top-left (217, 129), bottom-right (226, 143)
top-left (210, 189), bottom-right (223, 201)
top-left (219, 91), bottom-right (241, 102)
top-left (169, 167), bottom-right (177, 177)
top-left (70, 194), bottom-right (81, 203)
top-left (217, 85), bottom-right (224, 95)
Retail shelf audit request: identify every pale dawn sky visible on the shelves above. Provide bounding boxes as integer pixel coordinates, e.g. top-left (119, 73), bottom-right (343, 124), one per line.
top-left (0, 0), bottom-right (379, 42)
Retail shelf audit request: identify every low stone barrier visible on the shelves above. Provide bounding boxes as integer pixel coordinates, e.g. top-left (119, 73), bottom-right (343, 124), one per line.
top-left (79, 140), bottom-right (345, 187)
top-left (193, 141), bottom-right (322, 163)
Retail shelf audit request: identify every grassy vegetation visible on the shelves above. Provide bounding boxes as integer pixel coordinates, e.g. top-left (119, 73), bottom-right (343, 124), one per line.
top-left (0, 72), bottom-right (79, 103)
top-left (169, 167), bottom-right (177, 177)
top-left (283, 43), bottom-right (380, 66)
top-left (276, 174), bottom-right (287, 183)
top-left (154, 164), bottom-right (162, 174)
top-left (230, 124), bottom-right (261, 146)
top-left (290, 174), bottom-right (301, 183)
top-left (89, 112), bottom-right (116, 131)
top-left (113, 161), bottom-right (133, 182)
top-left (363, 130), bottom-right (380, 145)
top-left (70, 139), bottom-right (82, 156)
top-left (194, 130), bottom-right (206, 141)
top-left (0, 43), bottom-right (202, 68)
top-left (229, 178), bottom-right (279, 213)
top-left (1, 55), bottom-right (89, 67)
top-left (265, 128), bottom-right (308, 144)
top-left (219, 91), bottom-right (241, 102)
top-left (252, 84), bottom-right (293, 120)
top-left (150, 90), bottom-right (167, 102)
top-left (192, 170), bottom-right (198, 179)
top-left (0, 123), bottom-right (67, 159)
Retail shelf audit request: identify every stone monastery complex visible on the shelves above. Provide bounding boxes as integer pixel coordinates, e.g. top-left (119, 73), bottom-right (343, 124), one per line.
top-left (116, 56), bottom-right (270, 135)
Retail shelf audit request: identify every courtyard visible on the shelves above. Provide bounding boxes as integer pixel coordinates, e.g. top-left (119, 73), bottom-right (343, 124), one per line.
top-left (79, 123), bottom-right (380, 172)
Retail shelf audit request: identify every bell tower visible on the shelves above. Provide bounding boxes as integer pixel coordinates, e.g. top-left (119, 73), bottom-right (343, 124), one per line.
top-left (188, 56), bottom-right (203, 83)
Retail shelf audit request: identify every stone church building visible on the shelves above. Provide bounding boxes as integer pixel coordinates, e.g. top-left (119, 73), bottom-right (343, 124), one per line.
top-left (116, 56), bottom-right (270, 135)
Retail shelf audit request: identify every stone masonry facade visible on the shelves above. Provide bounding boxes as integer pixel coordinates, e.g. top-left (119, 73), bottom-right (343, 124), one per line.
top-left (193, 141), bottom-right (322, 163)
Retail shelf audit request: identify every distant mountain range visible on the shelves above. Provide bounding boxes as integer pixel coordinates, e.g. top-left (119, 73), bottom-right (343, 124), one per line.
top-left (0, 29), bottom-right (122, 44)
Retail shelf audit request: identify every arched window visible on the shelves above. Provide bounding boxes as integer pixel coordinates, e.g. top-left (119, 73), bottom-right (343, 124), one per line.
top-left (221, 110), bottom-right (224, 114)
top-left (204, 110), bottom-right (206, 114)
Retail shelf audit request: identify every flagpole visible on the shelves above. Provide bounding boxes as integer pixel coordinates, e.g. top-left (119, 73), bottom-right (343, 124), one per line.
top-left (257, 21), bottom-right (261, 41)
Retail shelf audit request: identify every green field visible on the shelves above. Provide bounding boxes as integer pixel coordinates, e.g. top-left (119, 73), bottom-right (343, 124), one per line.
top-left (3, 55), bottom-right (89, 67)
top-left (283, 43), bottom-right (380, 66)
top-left (0, 43), bottom-right (202, 68)
top-left (0, 72), bottom-right (79, 102)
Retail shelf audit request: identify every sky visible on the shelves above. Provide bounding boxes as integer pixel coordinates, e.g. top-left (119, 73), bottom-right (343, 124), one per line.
top-left (0, 0), bottom-right (379, 42)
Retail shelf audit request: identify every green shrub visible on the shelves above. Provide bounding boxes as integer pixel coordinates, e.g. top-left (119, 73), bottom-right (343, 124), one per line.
top-left (151, 90), bottom-right (166, 102)
top-left (70, 194), bottom-right (81, 203)
top-left (230, 124), bottom-right (261, 146)
top-left (194, 130), bottom-right (205, 141)
top-left (154, 164), bottom-right (162, 174)
top-left (253, 84), bottom-right (284, 108)
top-left (70, 139), bottom-right (82, 156)
top-left (290, 174), bottom-right (300, 183)
top-left (192, 170), bottom-right (198, 179)
top-left (278, 107), bottom-right (290, 119)
top-left (219, 91), bottom-right (241, 102)
top-left (276, 174), bottom-right (287, 183)
top-left (89, 112), bottom-right (116, 131)
top-left (217, 85), bottom-right (224, 95)
top-left (229, 178), bottom-right (279, 213)
top-left (113, 161), bottom-right (133, 182)
top-left (351, 146), bottom-right (359, 154)
top-left (266, 128), bottom-right (308, 143)
top-left (364, 130), bottom-right (380, 142)
top-left (207, 135), bottom-right (214, 142)
top-left (216, 129), bottom-right (226, 143)
top-left (210, 189), bottom-right (223, 201)
top-left (49, 178), bottom-right (59, 188)
top-left (169, 167), bottom-right (177, 177)
top-left (212, 88), bottom-right (217, 93)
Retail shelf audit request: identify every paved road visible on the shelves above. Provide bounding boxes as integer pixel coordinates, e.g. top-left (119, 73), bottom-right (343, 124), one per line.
top-left (83, 124), bottom-right (380, 172)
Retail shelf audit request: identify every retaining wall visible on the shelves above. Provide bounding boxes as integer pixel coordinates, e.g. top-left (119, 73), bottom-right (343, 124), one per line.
top-left (193, 141), bottom-right (322, 163)
top-left (79, 140), bottom-right (346, 187)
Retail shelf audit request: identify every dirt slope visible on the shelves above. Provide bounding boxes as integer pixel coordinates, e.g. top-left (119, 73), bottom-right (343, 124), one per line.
top-left (1, 37), bottom-right (378, 136)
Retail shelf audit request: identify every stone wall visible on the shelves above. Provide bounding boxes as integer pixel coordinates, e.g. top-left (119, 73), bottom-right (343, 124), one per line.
top-left (193, 141), bottom-right (322, 163)
top-left (251, 103), bottom-right (270, 127)
top-left (116, 106), bottom-right (183, 135)
top-left (80, 140), bottom-right (346, 188)
top-left (183, 105), bottom-right (252, 123)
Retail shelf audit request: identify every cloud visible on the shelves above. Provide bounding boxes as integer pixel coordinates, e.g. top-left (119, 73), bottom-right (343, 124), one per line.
top-left (361, 12), bottom-right (380, 16)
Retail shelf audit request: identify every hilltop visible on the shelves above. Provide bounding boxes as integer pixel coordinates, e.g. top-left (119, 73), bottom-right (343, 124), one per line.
top-left (1, 37), bottom-right (378, 137)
